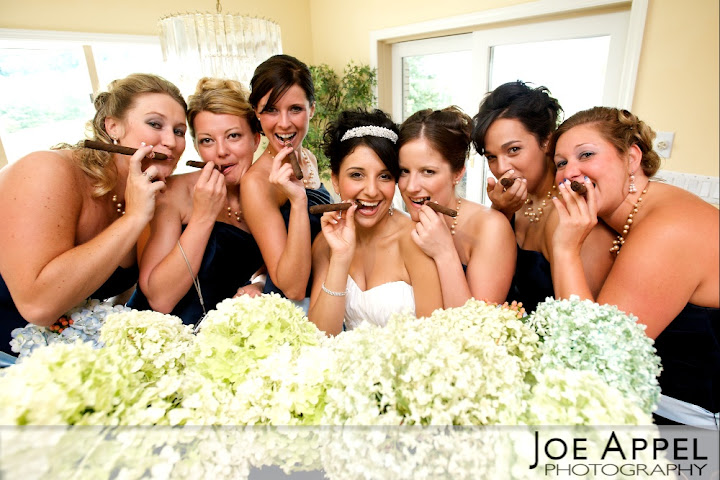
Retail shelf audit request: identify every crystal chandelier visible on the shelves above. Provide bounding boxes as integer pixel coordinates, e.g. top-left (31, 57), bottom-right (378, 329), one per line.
top-left (158, 0), bottom-right (283, 89)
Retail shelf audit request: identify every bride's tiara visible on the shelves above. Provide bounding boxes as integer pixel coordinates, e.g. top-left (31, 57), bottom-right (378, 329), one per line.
top-left (340, 126), bottom-right (398, 144)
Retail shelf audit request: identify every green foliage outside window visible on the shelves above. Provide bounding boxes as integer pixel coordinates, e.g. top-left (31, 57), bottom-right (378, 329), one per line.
top-left (306, 62), bottom-right (377, 179)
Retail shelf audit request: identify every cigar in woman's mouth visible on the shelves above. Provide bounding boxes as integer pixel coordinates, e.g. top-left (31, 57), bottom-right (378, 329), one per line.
top-left (570, 181), bottom-right (588, 195)
top-left (309, 201), bottom-right (361, 215)
top-left (185, 160), bottom-right (221, 171)
top-left (500, 177), bottom-right (515, 188)
top-left (425, 201), bottom-right (458, 217)
top-left (83, 140), bottom-right (168, 160)
top-left (284, 141), bottom-right (304, 180)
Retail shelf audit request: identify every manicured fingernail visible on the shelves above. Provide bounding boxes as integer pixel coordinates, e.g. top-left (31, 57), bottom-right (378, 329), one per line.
top-left (584, 176), bottom-right (589, 181)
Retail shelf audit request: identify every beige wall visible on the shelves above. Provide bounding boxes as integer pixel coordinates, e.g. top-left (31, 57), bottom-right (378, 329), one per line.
top-left (2, 0), bottom-right (718, 176)
top-left (0, 0), bottom-right (314, 62)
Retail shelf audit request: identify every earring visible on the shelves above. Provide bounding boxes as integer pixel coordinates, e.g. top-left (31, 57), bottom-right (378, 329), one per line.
top-left (111, 136), bottom-right (118, 145)
top-left (454, 179), bottom-right (459, 186)
top-left (389, 204), bottom-right (394, 216)
top-left (629, 170), bottom-right (637, 193)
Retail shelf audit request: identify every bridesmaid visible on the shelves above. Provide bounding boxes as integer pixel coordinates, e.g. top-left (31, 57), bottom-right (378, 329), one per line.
top-left (550, 107), bottom-right (719, 427)
top-left (398, 106), bottom-right (515, 308)
top-left (472, 81), bottom-right (615, 314)
top-left (0, 73), bottom-right (186, 354)
top-left (129, 77), bottom-right (265, 324)
top-left (243, 55), bottom-right (331, 312)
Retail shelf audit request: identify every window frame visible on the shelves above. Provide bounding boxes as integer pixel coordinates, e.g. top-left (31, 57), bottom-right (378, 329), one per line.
top-left (370, 0), bottom-right (648, 115)
top-left (0, 28), bottom-right (162, 167)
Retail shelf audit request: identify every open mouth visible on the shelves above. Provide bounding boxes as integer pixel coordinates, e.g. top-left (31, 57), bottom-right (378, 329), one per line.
top-left (219, 164), bottom-right (234, 174)
top-left (355, 199), bottom-right (381, 215)
top-left (409, 196), bottom-right (431, 206)
top-left (275, 133), bottom-right (297, 145)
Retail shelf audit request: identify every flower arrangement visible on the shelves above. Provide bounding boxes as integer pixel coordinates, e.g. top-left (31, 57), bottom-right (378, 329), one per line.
top-left (0, 294), bottom-right (670, 479)
top-left (524, 295), bottom-right (662, 412)
top-left (1, 295), bottom-right (661, 429)
top-left (9, 298), bottom-right (131, 359)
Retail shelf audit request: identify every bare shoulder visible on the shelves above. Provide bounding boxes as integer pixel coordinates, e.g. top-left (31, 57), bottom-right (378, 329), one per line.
top-left (0, 150), bottom-right (83, 203)
top-left (161, 171), bottom-right (198, 202)
top-left (463, 200), bottom-right (512, 233)
top-left (637, 182), bottom-right (718, 240)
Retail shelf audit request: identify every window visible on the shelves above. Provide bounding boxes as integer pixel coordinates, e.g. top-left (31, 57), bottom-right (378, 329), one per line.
top-left (0, 29), bottom-right (199, 169)
top-left (375, 1), bottom-right (647, 206)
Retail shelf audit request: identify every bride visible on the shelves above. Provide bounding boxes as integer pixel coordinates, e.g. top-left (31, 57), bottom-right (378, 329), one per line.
top-left (308, 110), bottom-right (443, 335)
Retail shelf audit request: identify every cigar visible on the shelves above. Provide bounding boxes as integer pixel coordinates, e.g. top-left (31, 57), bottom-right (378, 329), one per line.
top-left (186, 160), bottom-right (219, 170)
top-left (309, 202), bottom-right (356, 215)
top-left (425, 201), bottom-right (458, 218)
top-left (570, 181), bottom-right (588, 195)
top-left (83, 140), bottom-right (168, 160)
top-left (500, 177), bottom-right (515, 188)
top-left (285, 142), bottom-right (304, 180)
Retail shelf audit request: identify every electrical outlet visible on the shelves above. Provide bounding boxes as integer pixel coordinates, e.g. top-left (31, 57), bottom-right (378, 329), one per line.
top-left (653, 131), bottom-right (675, 158)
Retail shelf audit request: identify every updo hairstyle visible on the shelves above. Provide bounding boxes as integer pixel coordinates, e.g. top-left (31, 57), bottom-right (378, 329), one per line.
top-left (472, 81), bottom-right (562, 162)
top-left (60, 73), bottom-right (186, 197)
top-left (550, 107), bottom-right (661, 177)
top-left (322, 109), bottom-right (400, 179)
top-left (187, 77), bottom-right (257, 141)
top-left (398, 106), bottom-right (472, 173)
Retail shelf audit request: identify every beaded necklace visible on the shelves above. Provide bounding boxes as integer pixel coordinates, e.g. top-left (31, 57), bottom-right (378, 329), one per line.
top-left (610, 186), bottom-right (648, 254)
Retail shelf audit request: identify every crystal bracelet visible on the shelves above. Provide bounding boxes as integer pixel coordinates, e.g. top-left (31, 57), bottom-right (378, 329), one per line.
top-left (321, 282), bottom-right (347, 297)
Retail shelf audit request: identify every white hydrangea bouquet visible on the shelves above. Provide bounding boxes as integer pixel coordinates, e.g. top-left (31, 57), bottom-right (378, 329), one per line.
top-left (1, 294), bottom-right (661, 428)
top-left (0, 294), bottom-right (668, 478)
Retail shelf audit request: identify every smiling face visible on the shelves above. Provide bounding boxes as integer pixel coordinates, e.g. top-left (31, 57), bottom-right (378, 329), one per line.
top-left (254, 84), bottom-right (315, 154)
top-left (332, 145), bottom-right (396, 228)
top-left (553, 123), bottom-right (634, 215)
top-left (193, 112), bottom-right (259, 185)
top-left (106, 92), bottom-right (187, 182)
top-left (398, 138), bottom-right (462, 221)
top-left (483, 117), bottom-right (548, 193)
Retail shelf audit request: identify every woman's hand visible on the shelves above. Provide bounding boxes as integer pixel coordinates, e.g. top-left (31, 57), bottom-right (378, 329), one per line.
top-left (320, 202), bottom-right (357, 263)
top-left (190, 161), bottom-right (227, 224)
top-left (235, 282), bottom-right (264, 298)
top-left (410, 204), bottom-right (454, 260)
top-left (124, 143), bottom-right (167, 224)
top-left (487, 170), bottom-right (527, 218)
top-left (551, 177), bottom-right (598, 255)
top-left (268, 145), bottom-right (306, 204)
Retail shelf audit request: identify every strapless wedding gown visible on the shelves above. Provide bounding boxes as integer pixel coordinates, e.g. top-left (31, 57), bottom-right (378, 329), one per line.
top-left (343, 276), bottom-right (415, 331)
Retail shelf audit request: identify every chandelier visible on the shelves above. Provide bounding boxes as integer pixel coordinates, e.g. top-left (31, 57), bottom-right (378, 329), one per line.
top-left (158, 0), bottom-right (283, 89)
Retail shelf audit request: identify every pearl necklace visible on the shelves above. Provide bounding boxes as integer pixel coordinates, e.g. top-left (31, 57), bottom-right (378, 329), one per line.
top-left (610, 186), bottom-right (648, 254)
top-left (450, 199), bottom-right (461, 235)
top-left (111, 195), bottom-right (125, 215)
top-left (523, 185), bottom-right (556, 223)
top-left (225, 205), bottom-right (242, 223)
top-left (298, 148), bottom-right (317, 187)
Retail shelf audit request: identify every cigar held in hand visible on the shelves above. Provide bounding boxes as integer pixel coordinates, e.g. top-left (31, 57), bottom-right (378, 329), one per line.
top-left (309, 202), bottom-right (356, 215)
top-left (425, 201), bottom-right (458, 218)
top-left (83, 140), bottom-right (168, 160)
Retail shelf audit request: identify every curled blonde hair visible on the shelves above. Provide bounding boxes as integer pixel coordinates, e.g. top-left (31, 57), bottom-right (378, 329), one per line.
top-left (187, 77), bottom-right (257, 142)
top-left (56, 73), bottom-right (186, 197)
top-left (550, 106), bottom-right (661, 177)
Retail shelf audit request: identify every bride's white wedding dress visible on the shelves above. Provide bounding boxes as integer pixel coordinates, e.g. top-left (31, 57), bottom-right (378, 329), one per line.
top-left (343, 275), bottom-right (415, 330)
